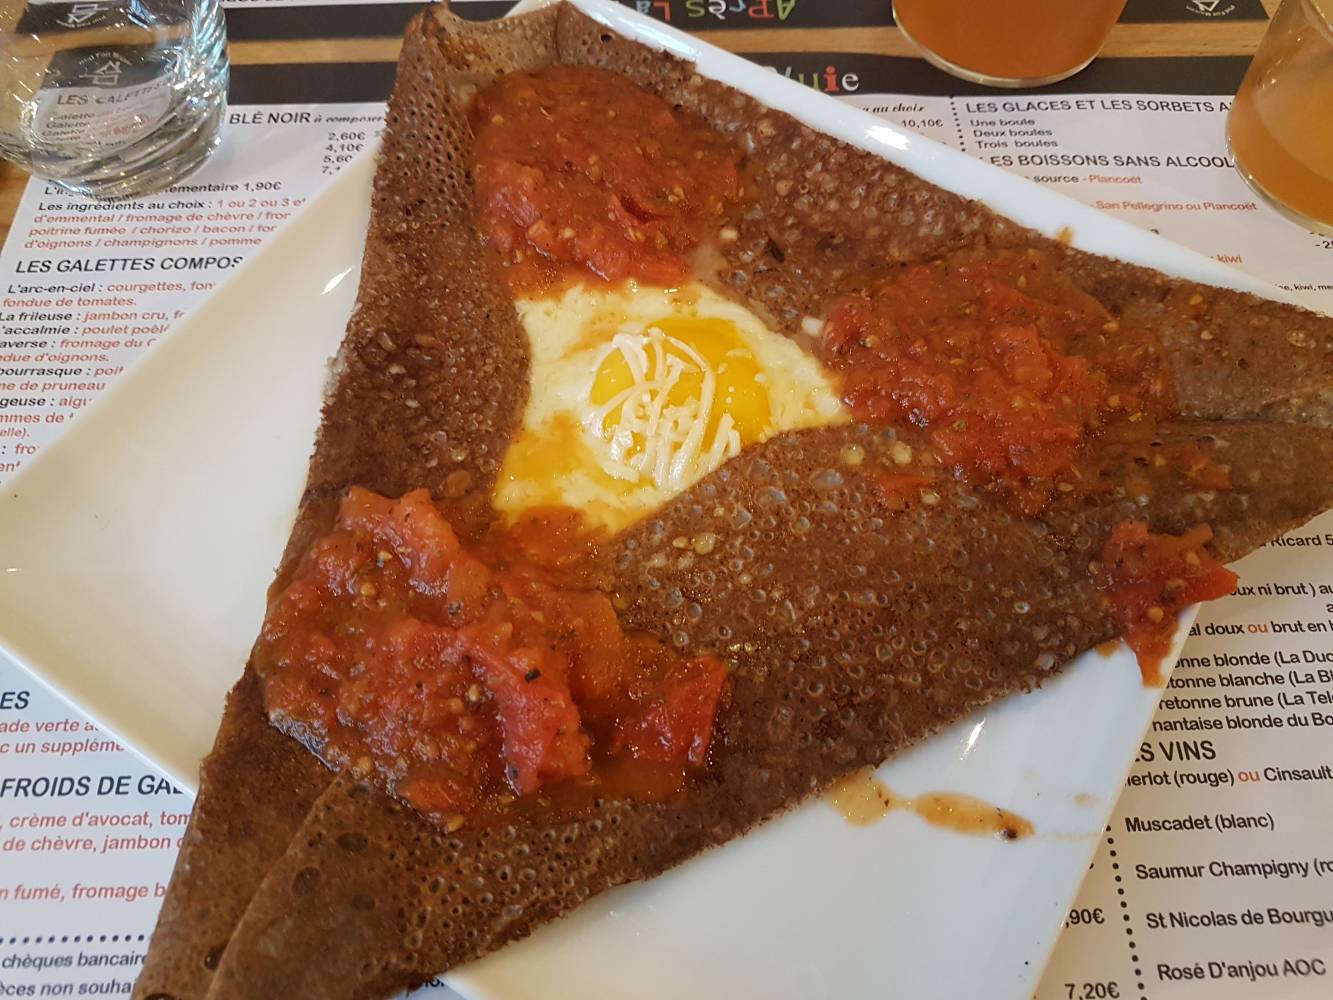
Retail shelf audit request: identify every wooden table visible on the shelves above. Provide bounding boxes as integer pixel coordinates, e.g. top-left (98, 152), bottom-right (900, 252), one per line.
top-left (0, 0), bottom-right (1280, 247)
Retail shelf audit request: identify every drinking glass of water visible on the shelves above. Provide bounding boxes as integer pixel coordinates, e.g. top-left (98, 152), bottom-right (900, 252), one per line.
top-left (0, 0), bottom-right (228, 199)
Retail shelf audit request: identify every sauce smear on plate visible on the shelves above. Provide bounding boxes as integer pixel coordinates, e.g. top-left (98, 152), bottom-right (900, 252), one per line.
top-left (826, 769), bottom-right (1034, 840)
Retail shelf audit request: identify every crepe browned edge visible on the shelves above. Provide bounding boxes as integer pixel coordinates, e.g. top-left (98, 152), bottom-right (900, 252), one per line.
top-left (133, 6), bottom-right (1333, 999)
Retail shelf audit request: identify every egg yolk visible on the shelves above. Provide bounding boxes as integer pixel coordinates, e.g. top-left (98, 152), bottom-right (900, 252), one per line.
top-left (494, 314), bottom-right (780, 531)
top-left (589, 316), bottom-right (772, 488)
top-left (500, 410), bottom-right (629, 513)
top-left (494, 279), bottom-right (849, 535)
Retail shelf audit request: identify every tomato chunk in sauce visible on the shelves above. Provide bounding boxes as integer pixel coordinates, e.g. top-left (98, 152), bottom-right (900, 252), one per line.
top-left (822, 248), bottom-right (1177, 514)
top-left (255, 488), bottom-right (729, 825)
top-left (470, 66), bottom-right (741, 294)
top-left (1094, 522), bottom-right (1238, 684)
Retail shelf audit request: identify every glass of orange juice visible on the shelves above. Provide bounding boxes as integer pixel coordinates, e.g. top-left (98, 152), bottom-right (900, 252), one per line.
top-left (1227, 0), bottom-right (1333, 234)
top-left (893, 0), bottom-right (1128, 88)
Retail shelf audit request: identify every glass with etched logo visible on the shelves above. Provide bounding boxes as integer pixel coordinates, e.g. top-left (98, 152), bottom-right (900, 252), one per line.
top-left (0, 0), bottom-right (228, 198)
top-left (893, 0), bottom-right (1128, 88)
top-left (1227, 0), bottom-right (1333, 234)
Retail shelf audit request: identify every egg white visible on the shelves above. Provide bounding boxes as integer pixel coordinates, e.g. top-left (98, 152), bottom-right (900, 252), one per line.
top-left (493, 281), bottom-right (846, 532)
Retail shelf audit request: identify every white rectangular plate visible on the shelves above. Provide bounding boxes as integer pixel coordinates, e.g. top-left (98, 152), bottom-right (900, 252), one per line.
top-left (0, 2), bottom-right (1286, 997)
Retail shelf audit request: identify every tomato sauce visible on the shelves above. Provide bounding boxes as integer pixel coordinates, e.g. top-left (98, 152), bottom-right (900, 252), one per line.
top-left (821, 248), bottom-right (1179, 514)
top-left (471, 66), bottom-right (742, 294)
top-left (255, 488), bottom-right (728, 826)
top-left (816, 248), bottom-right (1240, 679)
top-left (1093, 522), bottom-right (1239, 684)
top-left (873, 472), bottom-right (936, 512)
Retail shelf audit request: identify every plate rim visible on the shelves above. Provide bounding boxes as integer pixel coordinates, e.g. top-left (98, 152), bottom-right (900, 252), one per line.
top-left (0, 4), bottom-right (1290, 998)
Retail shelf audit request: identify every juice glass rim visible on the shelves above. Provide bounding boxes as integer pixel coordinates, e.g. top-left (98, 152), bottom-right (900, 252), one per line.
top-left (1225, 0), bottom-right (1333, 237)
top-left (891, 0), bottom-right (1128, 90)
top-left (1309, 0), bottom-right (1333, 42)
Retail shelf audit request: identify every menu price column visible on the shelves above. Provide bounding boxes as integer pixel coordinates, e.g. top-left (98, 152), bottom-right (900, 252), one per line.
top-left (1046, 831), bottom-right (1144, 1000)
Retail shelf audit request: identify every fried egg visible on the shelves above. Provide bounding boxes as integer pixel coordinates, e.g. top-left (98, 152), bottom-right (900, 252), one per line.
top-left (494, 283), bottom-right (847, 532)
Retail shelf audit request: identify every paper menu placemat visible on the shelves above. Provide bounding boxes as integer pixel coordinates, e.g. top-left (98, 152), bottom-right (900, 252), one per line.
top-left (1, 52), bottom-right (1331, 1000)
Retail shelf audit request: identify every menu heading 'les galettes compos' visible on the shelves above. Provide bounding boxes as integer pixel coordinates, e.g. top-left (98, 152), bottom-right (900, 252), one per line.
top-left (252, 65), bottom-right (1236, 831)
